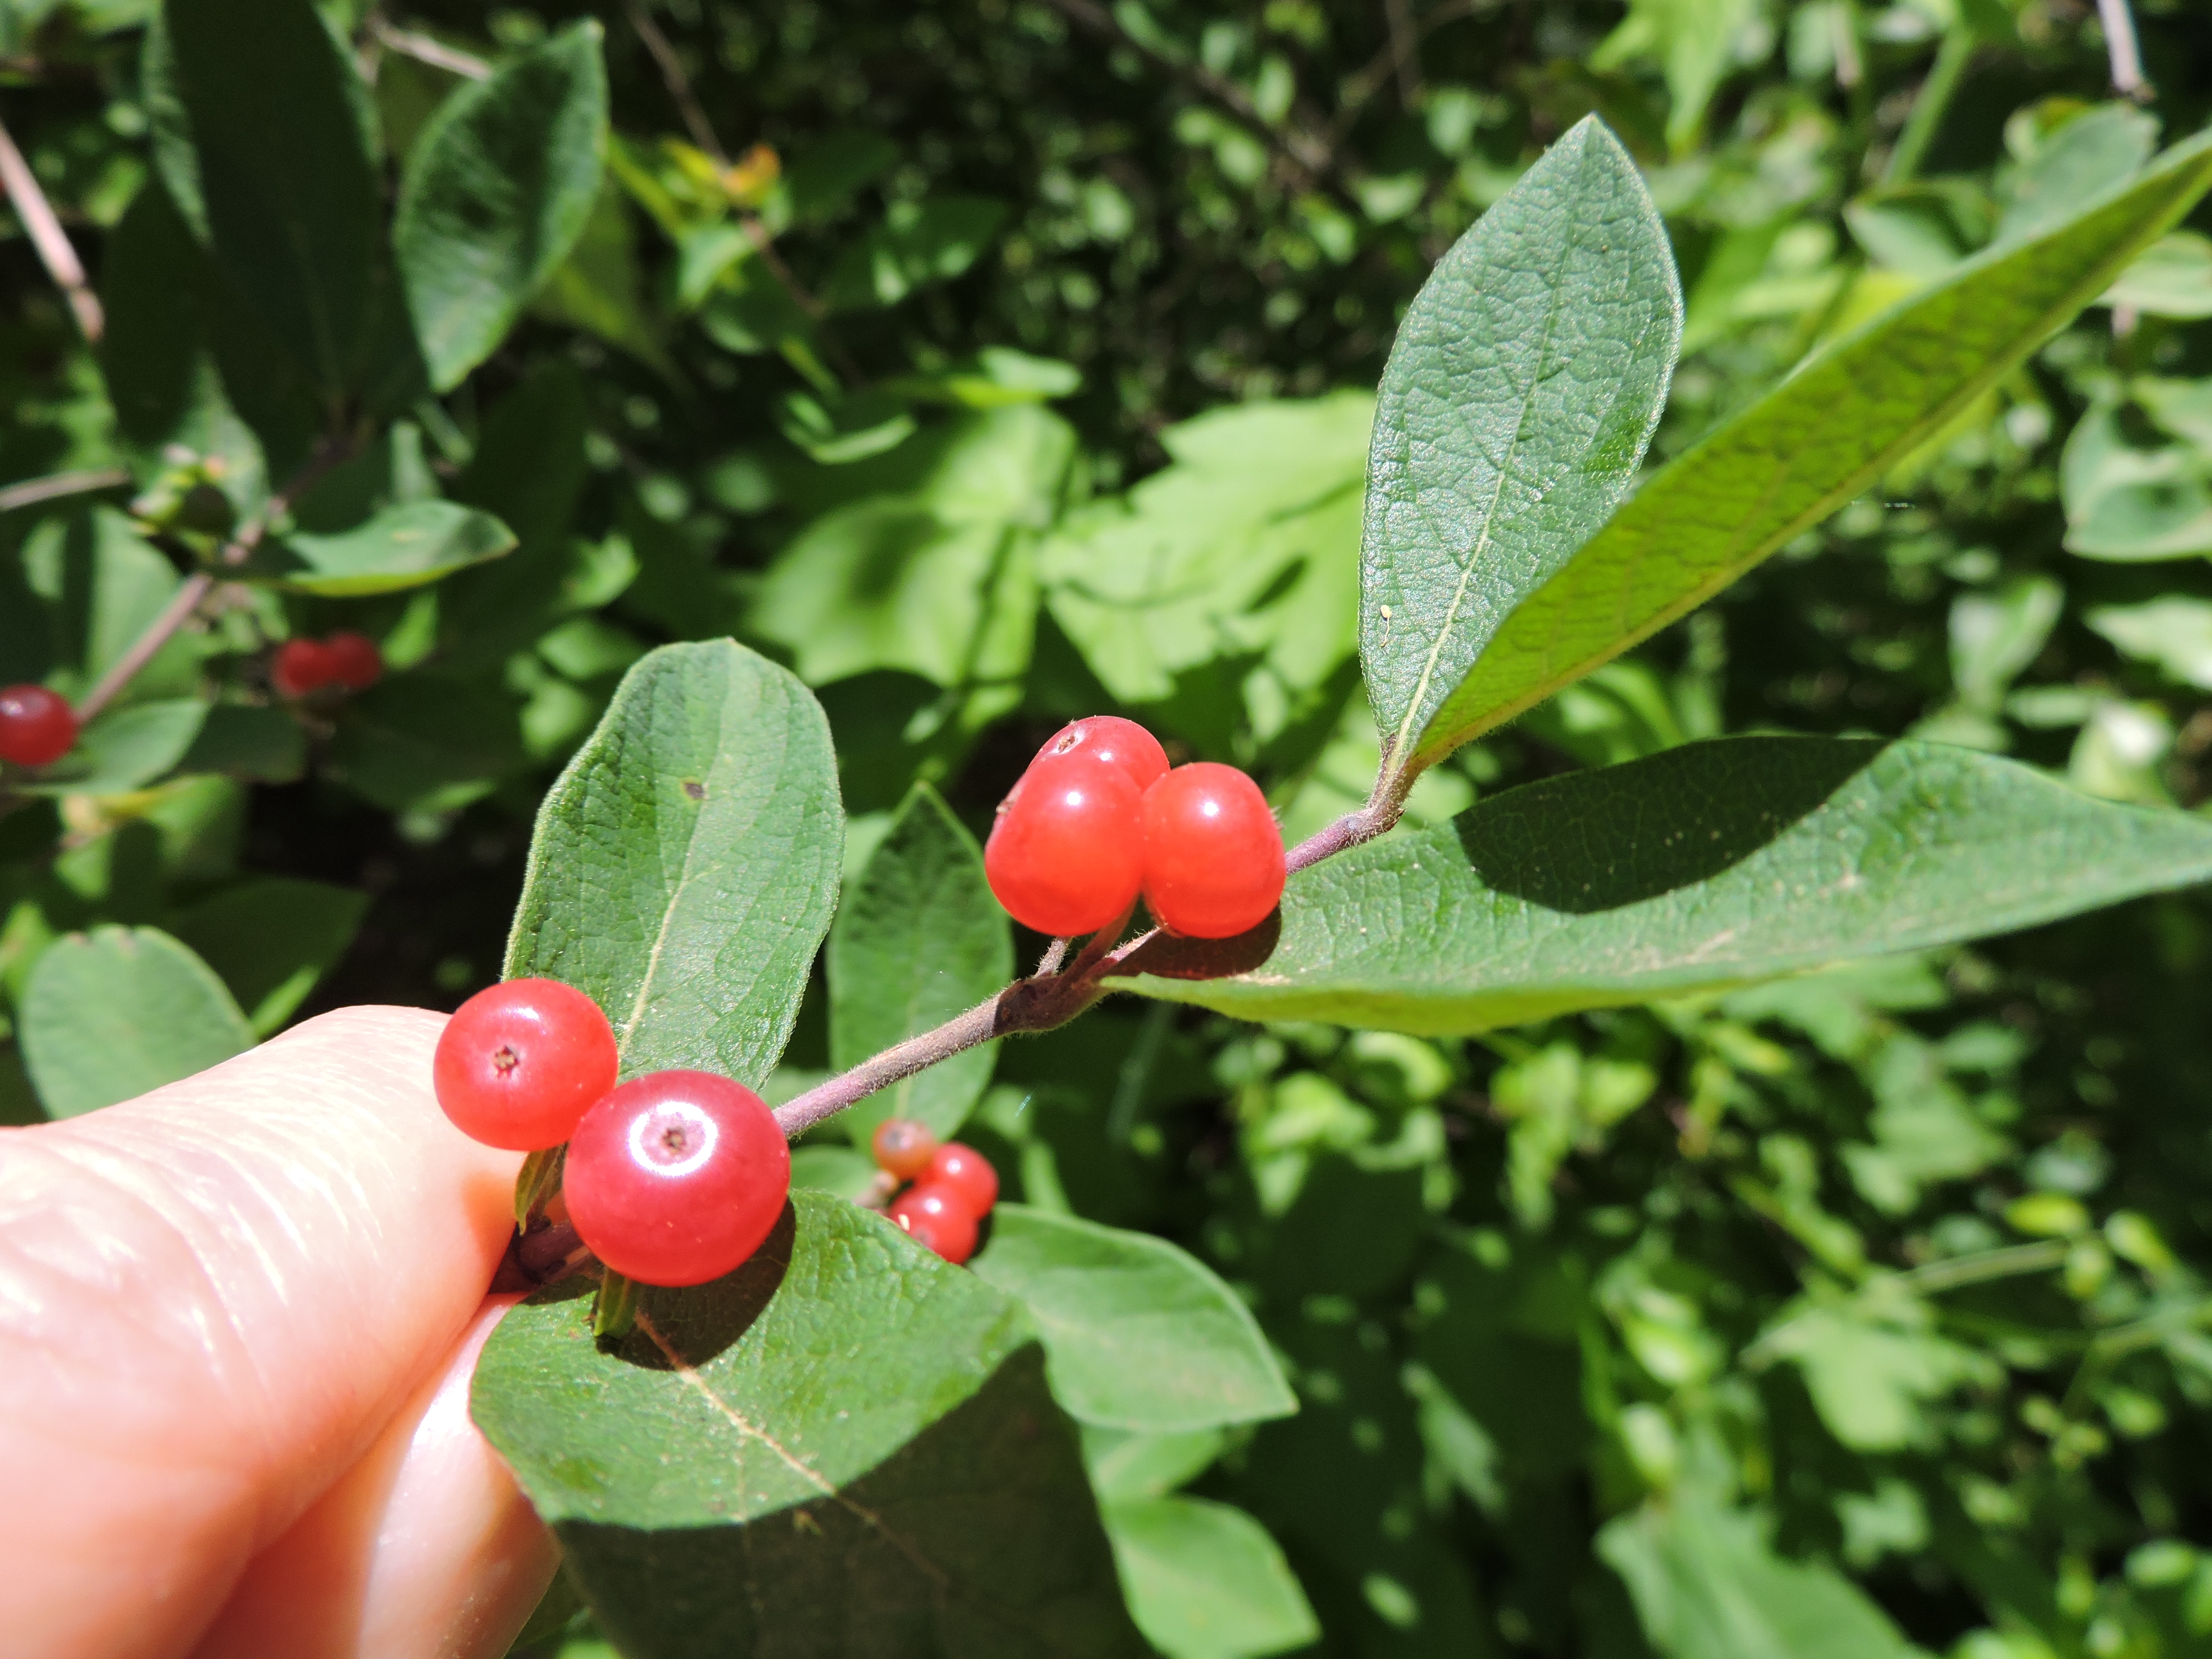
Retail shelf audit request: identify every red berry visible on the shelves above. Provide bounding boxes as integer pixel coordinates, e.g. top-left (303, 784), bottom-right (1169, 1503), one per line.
top-left (271, 638), bottom-right (336, 698)
top-left (1033, 716), bottom-right (1168, 795)
top-left (888, 1181), bottom-right (980, 1265)
top-left (565, 1070), bottom-right (791, 1287)
top-left (0, 685), bottom-right (78, 768)
top-left (433, 977), bottom-right (619, 1151)
top-left (322, 631), bottom-right (383, 692)
top-left (985, 751), bottom-right (1143, 936)
top-left (871, 1117), bottom-right (939, 1180)
top-left (926, 1142), bottom-right (998, 1216)
top-left (1139, 762), bottom-right (1286, 939)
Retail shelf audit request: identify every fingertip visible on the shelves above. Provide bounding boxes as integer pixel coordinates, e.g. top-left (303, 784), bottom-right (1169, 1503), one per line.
top-left (194, 1297), bottom-right (560, 1659)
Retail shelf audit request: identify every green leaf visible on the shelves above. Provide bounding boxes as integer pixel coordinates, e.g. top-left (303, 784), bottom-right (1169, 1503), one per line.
top-left (828, 782), bottom-right (1011, 1146)
top-left (174, 703), bottom-right (308, 783)
top-left (471, 1191), bottom-right (1145, 1659)
top-left (254, 500), bottom-right (518, 597)
top-left (505, 641), bottom-right (843, 1086)
top-left (1995, 103), bottom-right (2157, 244)
top-left (20, 699), bottom-right (209, 797)
top-left (169, 877), bottom-right (369, 1035)
top-left (1419, 126), bottom-right (2212, 766)
top-left (823, 194), bottom-right (1010, 311)
top-left (1041, 392), bottom-right (1372, 708)
top-left (750, 406), bottom-right (1072, 689)
top-left (1105, 1496), bottom-right (1320, 1659)
top-left (1113, 736), bottom-right (2212, 1034)
top-left (1751, 1301), bottom-right (1997, 1451)
top-left (1599, 1493), bottom-right (1918, 1659)
top-left (970, 1206), bottom-right (1297, 1431)
top-left (1359, 116), bottom-right (1681, 782)
top-left (327, 673), bottom-right (523, 813)
top-left (98, 179), bottom-right (230, 457)
top-left (19, 925), bottom-right (254, 1117)
top-left (2103, 230), bottom-right (2212, 318)
top-left (395, 21), bottom-right (609, 390)
top-left (161, 0), bottom-right (380, 393)
top-left (2088, 598), bottom-right (2212, 690)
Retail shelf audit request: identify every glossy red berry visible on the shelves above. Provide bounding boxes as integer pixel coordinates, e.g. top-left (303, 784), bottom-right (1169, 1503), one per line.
top-left (926, 1142), bottom-right (998, 1216)
top-left (565, 1070), bottom-right (792, 1287)
top-left (271, 637), bottom-right (336, 698)
top-left (433, 977), bottom-right (619, 1151)
top-left (872, 1117), bottom-right (939, 1180)
top-left (1033, 716), bottom-right (1168, 795)
top-left (985, 751), bottom-right (1143, 937)
top-left (1140, 761), bottom-right (1286, 939)
top-left (322, 631), bottom-right (383, 692)
top-left (0, 685), bottom-right (78, 768)
top-left (889, 1181), bottom-right (980, 1265)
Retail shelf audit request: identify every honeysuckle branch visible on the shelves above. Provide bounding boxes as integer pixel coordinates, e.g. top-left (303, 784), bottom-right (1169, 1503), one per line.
top-left (0, 113), bottom-right (103, 342)
top-left (73, 573), bottom-right (214, 725)
top-left (501, 769), bottom-right (1420, 1290)
top-left (2097, 0), bottom-right (2148, 98)
top-left (74, 441), bottom-right (352, 725)
top-left (774, 774), bottom-right (1417, 1141)
top-left (0, 467), bottom-right (131, 515)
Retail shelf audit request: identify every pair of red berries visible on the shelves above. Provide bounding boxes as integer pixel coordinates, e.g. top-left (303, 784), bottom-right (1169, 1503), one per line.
top-left (272, 631), bottom-right (383, 699)
top-left (0, 684), bottom-right (78, 769)
top-left (869, 1118), bottom-right (999, 1264)
top-left (434, 978), bottom-right (789, 1288)
top-left (985, 716), bottom-right (1286, 940)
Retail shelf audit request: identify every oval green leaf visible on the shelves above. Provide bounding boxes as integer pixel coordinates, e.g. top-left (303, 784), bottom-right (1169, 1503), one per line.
top-left (396, 21), bottom-right (610, 390)
top-left (1105, 1495), bottom-right (1320, 1659)
top-left (971, 1206), bottom-right (1298, 1432)
top-left (1415, 125), bottom-right (2212, 768)
top-left (505, 640), bottom-right (842, 1085)
top-left (472, 1191), bottom-right (1144, 1658)
top-left (828, 781), bottom-right (1011, 1146)
top-left (1360, 114), bottom-right (1682, 780)
top-left (159, 0), bottom-right (380, 394)
top-left (20, 925), bottom-right (253, 1118)
top-left (253, 500), bottom-right (518, 597)
top-left (1113, 736), bottom-right (2212, 1034)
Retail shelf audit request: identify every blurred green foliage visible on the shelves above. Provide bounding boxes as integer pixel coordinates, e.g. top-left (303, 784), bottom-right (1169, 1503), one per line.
top-left (7, 0), bottom-right (2212, 1655)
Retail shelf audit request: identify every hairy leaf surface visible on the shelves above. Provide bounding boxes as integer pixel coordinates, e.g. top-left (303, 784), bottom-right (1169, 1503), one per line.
top-left (1417, 127), bottom-right (2212, 766)
top-left (1360, 115), bottom-right (1681, 777)
top-left (1115, 737), bottom-right (2212, 1033)
top-left (473, 1191), bottom-right (1144, 1659)
top-left (505, 641), bottom-right (842, 1085)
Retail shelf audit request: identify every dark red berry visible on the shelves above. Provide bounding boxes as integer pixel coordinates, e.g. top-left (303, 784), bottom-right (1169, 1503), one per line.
top-left (271, 638), bottom-right (336, 698)
top-left (433, 977), bottom-right (619, 1151)
top-left (872, 1117), bottom-right (939, 1180)
top-left (926, 1142), bottom-right (998, 1216)
top-left (0, 685), bottom-right (78, 768)
top-left (889, 1181), bottom-right (979, 1265)
top-left (322, 631), bottom-right (383, 692)
top-left (565, 1070), bottom-right (791, 1287)
top-left (985, 751), bottom-right (1142, 937)
top-left (1139, 762), bottom-right (1286, 939)
top-left (1033, 716), bottom-right (1168, 795)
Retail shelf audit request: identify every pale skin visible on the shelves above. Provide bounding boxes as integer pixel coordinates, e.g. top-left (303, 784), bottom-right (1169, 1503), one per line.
top-left (0, 1006), bottom-right (561, 1659)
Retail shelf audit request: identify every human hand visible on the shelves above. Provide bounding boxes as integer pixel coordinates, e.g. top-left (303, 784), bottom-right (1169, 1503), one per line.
top-left (0, 1007), bottom-right (560, 1659)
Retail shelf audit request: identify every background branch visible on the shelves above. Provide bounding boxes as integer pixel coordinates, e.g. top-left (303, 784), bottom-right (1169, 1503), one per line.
top-left (0, 113), bottom-right (103, 341)
top-left (1040, 0), bottom-right (1360, 210)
